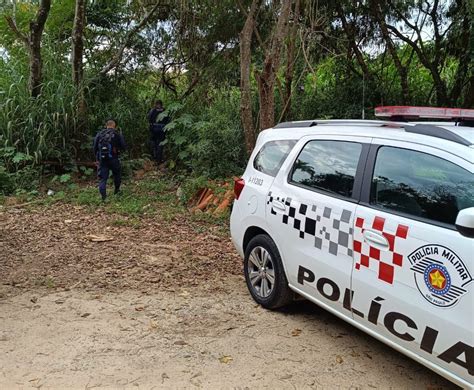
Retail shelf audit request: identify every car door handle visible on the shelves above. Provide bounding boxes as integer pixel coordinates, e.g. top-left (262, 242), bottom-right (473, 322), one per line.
top-left (362, 229), bottom-right (389, 250)
top-left (272, 200), bottom-right (286, 213)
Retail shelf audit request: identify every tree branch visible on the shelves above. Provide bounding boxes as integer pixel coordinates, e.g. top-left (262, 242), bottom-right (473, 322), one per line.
top-left (31, 0), bottom-right (51, 36)
top-left (4, 15), bottom-right (28, 46)
top-left (385, 23), bottom-right (427, 66)
top-left (336, 3), bottom-right (372, 80)
top-left (99, 2), bottom-right (161, 75)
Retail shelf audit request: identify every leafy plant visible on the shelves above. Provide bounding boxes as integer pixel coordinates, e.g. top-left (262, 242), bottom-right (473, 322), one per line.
top-left (0, 165), bottom-right (14, 195)
top-left (164, 88), bottom-right (246, 178)
top-left (59, 173), bottom-right (72, 183)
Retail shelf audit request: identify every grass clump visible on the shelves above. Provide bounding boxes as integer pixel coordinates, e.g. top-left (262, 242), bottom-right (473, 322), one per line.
top-left (51, 173), bottom-right (184, 219)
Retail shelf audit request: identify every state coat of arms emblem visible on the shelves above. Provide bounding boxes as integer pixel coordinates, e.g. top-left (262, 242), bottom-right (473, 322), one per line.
top-left (409, 245), bottom-right (472, 308)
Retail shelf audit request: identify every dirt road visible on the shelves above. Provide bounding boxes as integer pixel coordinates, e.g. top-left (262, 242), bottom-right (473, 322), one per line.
top-left (0, 204), bottom-right (458, 389)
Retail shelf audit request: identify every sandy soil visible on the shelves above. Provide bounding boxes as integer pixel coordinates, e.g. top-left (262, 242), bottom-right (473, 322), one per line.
top-left (0, 204), bottom-right (458, 389)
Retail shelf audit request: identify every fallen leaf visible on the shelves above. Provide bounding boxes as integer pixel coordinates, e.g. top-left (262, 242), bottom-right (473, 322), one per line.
top-left (219, 355), bottom-right (233, 364)
top-left (336, 355), bottom-right (344, 364)
top-left (291, 328), bottom-right (302, 337)
top-left (135, 306), bottom-right (144, 311)
top-left (85, 234), bottom-right (114, 242)
top-left (174, 340), bottom-right (187, 346)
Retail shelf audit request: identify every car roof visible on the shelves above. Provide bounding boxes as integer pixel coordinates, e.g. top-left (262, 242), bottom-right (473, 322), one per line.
top-left (439, 125), bottom-right (474, 145)
top-left (263, 120), bottom-right (473, 163)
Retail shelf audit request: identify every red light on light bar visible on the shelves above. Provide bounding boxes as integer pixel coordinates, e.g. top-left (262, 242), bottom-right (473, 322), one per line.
top-left (375, 106), bottom-right (474, 120)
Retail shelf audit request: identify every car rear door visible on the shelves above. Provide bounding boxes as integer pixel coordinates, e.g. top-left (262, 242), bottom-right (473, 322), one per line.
top-left (266, 135), bottom-right (370, 315)
top-left (232, 138), bottom-right (298, 251)
top-left (350, 139), bottom-right (474, 385)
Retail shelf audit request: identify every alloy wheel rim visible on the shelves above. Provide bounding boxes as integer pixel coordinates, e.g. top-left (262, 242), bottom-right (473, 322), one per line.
top-left (247, 246), bottom-right (275, 298)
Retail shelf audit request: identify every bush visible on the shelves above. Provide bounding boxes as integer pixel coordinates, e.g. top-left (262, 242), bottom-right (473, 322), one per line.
top-left (12, 166), bottom-right (41, 193)
top-left (164, 88), bottom-right (246, 178)
top-left (0, 165), bottom-right (14, 195)
top-left (0, 164), bottom-right (41, 195)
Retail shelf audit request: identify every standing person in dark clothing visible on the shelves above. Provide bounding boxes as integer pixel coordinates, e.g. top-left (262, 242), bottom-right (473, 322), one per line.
top-left (147, 100), bottom-right (169, 164)
top-left (93, 119), bottom-right (126, 201)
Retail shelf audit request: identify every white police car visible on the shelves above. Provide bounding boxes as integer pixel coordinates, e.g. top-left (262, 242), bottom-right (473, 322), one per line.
top-left (230, 106), bottom-right (474, 388)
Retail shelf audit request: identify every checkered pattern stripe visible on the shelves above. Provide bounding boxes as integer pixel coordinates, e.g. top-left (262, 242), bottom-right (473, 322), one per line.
top-left (353, 216), bottom-right (409, 284)
top-left (267, 191), bottom-right (354, 257)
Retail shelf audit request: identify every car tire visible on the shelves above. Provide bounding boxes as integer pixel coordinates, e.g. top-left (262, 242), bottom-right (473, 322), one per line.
top-left (244, 234), bottom-right (293, 309)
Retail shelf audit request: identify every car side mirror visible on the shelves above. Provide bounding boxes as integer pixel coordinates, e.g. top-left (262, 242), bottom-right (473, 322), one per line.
top-left (455, 207), bottom-right (474, 238)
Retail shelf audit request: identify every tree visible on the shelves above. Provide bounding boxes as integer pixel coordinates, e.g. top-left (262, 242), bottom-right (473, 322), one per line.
top-left (384, 0), bottom-right (471, 106)
top-left (239, 0), bottom-right (260, 155)
top-left (282, 0), bottom-right (301, 120)
top-left (72, 0), bottom-right (86, 132)
top-left (255, 0), bottom-right (292, 130)
top-left (238, 0), bottom-right (293, 154)
top-left (369, 0), bottom-right (411, 104)
top-left (5, 0), bottom-right (51, 97)
top-left (466, 0), bottom-right (474, 107)
top-left (98, 2), bottom-right (162, 76)
top-left (72, 0), bottom-right (85, 88)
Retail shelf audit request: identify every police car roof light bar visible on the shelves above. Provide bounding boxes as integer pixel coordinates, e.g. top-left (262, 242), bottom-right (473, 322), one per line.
top-left (375, 106), bottom-right (474, 121)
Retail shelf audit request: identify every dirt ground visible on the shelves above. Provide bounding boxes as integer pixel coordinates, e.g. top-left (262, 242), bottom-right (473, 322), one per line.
top-left (0, 203), bottom-right (458, 389)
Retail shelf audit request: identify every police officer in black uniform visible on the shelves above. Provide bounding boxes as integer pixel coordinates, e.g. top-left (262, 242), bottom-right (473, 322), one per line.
top-left (147, 100), bottom-right (169, 164)
top-left (93, 119), bottom-right (126, 201)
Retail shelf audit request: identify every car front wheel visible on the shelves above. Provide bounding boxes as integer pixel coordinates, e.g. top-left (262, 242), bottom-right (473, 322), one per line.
top-left (244, 234), bottom-right (293, 309)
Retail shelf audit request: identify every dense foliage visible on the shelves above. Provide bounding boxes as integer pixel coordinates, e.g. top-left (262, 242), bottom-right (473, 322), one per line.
top-left (0, 0), bottom-right (472, 195)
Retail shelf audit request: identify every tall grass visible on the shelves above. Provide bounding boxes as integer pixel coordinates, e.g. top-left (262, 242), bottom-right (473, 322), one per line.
top-left (0, 53), bottom-right (77, 167)
top-left (0, 47), bottom-right (154, 171)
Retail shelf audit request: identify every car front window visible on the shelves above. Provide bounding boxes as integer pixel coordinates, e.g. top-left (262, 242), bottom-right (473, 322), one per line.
top-left (371, 146), bottom-right (474, 225)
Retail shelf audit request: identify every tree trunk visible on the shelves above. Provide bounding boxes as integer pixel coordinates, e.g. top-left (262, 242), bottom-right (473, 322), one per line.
top-left (385, 0), bottom-right (449, 105)
top-left (72, 0), bottom-right (85, 87)
top-left (239, 0), bottom-right (260, 155)
top-left (256, 0), bottom-right (292, 130)
top-left (72, 0), bottom-right (87, 135)
top-left (337, 3), bottom-right (372, 81)
top-left (5, 0), bottom-right (51, 97)
top-left (28, 1), bottom-right (50, 97)
top-left (464, 0), bottom-right (474, 108)
top-left (448, 9), bottom-right (471, 105)
top-left (282, 0), bottom-right (301, 120)
top-left (256, 63), bottom-right (276, 131)
top-left (29, 38), bottom-right (43, 98)
top-left (463, 76), bottom-right (474, 108)
top-left (371, 0), bottom-right (410, 104)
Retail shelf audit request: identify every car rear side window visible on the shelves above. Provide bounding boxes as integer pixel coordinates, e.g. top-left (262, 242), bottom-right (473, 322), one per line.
top-left (371, 147), bottom-right (474, 225)
top-left (289, 140), bottom-right (362, 198)
top-left (253, 140), bottom-right (296, 177)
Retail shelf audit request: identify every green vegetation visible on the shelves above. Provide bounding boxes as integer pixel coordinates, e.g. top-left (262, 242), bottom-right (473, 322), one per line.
top-left (0, 0), bottom-right (472, 196)
top-left (48, 173), bottom-right (185, 219)
top-left (0, 166), bottom-right (231, 232)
